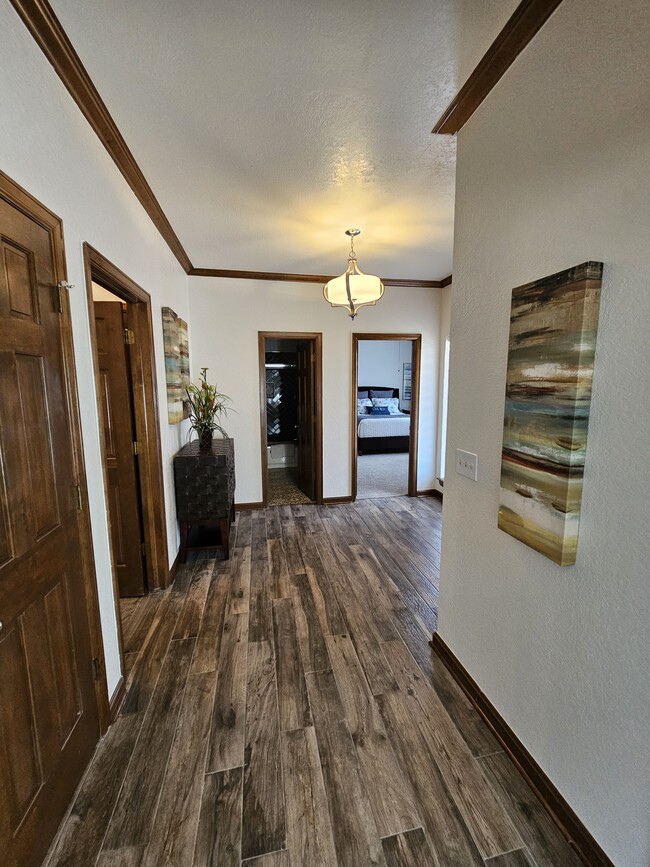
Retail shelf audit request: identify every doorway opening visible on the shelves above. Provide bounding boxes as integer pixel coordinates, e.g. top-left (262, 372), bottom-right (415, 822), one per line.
top-left (92, 285), bottom-right (146, 597)
top-left (83, 244), bottom-right (169, 674)
top-left (352, 333), bottom-right (422, 500)
top-left (259, 332), bottom-right (323, 506)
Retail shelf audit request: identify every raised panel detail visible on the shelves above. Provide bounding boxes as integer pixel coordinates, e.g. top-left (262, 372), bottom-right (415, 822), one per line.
top-left (20, 595), bottom-right (60, 780)
top-left (16, 353), bottom-right (59, 538)
top-left (0, 459), bottom-right (12, 566)
top-left (2, 240), bottom-right (38, 322)
top-left (95, 315), bottom-right (108, 354)
top-left (0, 623), bottom-right (43, 833)
top-left (108, 482), bottom-right (126, 567)
top-left (99, 371), bottom-right (116, 459)
top-left (45, 577), bottom-right (82, 746)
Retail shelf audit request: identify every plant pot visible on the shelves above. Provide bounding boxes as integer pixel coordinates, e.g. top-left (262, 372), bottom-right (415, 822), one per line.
top-left (199, 429), bottom-right (213, 452)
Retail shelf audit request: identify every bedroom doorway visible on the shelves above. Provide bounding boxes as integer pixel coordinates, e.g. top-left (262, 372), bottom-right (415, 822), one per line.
top-left (259, 332), bottom-right (323, 506)
top-left (352, 333), bottom-right (421, 500)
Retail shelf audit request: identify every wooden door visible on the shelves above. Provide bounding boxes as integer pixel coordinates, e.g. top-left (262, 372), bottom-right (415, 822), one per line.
top-left (0, 195), bottom-right (100, 867)
top-left (296, 340), bottom-right (316, 501)
top-left (94, 301), bottom-right (146, 597)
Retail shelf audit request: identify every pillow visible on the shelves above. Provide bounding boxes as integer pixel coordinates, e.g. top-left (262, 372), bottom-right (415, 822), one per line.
top-left (370, 405), bottom-right (390, 415)
top-left (357, 389), bottom-right (369, 399)
top-left (369, 389), bottom-right (394, 398)
top-left (372, 397), bottom-right (400, 414)
top-left (357, 398), bottom-right (372, 414)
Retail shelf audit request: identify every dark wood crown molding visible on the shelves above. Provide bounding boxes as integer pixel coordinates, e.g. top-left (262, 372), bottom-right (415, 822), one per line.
top-left (440, 274), bottom-right (453, 287)
top-left (9, 0), bottom-right (193, 273)
top-left (10, 0), bottom-right (446, 289)
top-left (432, 0), bottom-right (565, 135)
top-left (190, 267), bottom-right (444, 288)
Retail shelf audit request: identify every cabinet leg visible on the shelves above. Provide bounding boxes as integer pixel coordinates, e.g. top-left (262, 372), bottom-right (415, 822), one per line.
top-left (219, 517), bottom-right (230, 560)
top-left (179, 521), bottom-right (189, 564)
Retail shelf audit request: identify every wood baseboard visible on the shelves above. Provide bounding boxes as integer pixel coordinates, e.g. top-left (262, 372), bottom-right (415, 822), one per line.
top-left (416, 488), bottom-right (443, 500)
top-left (167, 549), bottom-right (182, 588)
top-left (322, 496), bottom-right (354, 505)
top-left (235, 501), bottom-right (265, 512)
top-left (429, 633), bottom-right (614, 867)
top-left (108, 676), bottom-right (126, 722)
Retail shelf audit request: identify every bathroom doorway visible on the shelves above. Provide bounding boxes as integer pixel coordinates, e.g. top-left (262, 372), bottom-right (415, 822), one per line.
top-left (258, 332), bottom-right (323, 505)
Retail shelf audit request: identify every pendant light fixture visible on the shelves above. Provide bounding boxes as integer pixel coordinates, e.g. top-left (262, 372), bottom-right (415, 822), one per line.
top-left (323, 228), bottom-right (384, 319)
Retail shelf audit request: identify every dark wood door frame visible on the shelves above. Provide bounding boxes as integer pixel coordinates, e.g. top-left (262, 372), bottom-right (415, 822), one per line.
top-left (0, 171), bottom-right (111, 735)
top-left (258, 331), bottom-right (323, 506)
top-left (351, 333), bottom-right (422, 500)
top-left (83, 245), bottom-right (170, 618)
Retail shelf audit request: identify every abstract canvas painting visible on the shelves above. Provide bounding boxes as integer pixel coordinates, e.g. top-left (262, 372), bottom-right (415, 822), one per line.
top-left (498, 261), bottom-right (603, 565)
top-left (178, 317), bottom-right (190, 418)
top-left (162, 307), bottom-right (190, 424)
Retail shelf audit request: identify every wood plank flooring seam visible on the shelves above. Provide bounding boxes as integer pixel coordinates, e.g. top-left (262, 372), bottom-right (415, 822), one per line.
top-left (101, 637), bottom-right (196, 853)
top-left (89, 638), bottom-right (180, 861)
top-left (139, 667), bottom-right (216, 867)
top-left (241, 846), bottom-right (287, 861)
top-left (483, 845), bottom-right (532, 861)
top-left (383, 634), bottom-right (523, 860)
top-left (378, 824), bottom-right (426, 839)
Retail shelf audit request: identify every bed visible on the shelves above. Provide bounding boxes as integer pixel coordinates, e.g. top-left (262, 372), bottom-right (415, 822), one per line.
top-left (357, 386), bottom-right (410, 454)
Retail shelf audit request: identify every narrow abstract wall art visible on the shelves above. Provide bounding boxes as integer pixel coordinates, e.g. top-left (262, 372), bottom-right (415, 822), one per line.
top-left (178, 317), bottom-right (190, 417)
top-left (162, 306), bottom-right (190, 424)
top-left (498, 261), bottom-right (603, 565)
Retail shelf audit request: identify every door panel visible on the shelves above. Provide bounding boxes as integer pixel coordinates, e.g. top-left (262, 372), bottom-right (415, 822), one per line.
top-left (0, 194), bottom-right (100, 867)
top-left (296, 340), bottom-right (316, 501)
top-left (94, 301), bottom-right (145, 597)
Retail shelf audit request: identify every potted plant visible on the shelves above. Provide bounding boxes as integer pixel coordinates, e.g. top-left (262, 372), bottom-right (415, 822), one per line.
top-left (186, 367), bottom-right (233, 451)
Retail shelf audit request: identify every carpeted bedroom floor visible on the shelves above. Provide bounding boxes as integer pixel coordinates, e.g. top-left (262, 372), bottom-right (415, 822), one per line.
top-left (357, 452), bottom-right (409, 498)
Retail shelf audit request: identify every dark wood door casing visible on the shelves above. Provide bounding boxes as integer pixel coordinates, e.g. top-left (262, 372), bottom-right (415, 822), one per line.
top-left (83, 244), bottom-right (169, 593)
top-left (94, 301), bottom-right (146, 597)
top-left (0, 171), bottom-right (104, 867)
top-left (258, 332), bottom-right (323, 507)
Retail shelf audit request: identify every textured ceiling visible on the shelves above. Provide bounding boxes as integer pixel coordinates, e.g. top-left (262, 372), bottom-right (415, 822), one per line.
top-left (51, 0), bottom-right (517, 280)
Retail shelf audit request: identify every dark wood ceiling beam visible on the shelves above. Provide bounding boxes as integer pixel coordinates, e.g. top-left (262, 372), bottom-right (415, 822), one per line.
top-left (432, 0), bottom-right (564, 135)
top-left (190, 267), bottom-right (446, 289)
top-left (9, 0), bottom-right (194, 273)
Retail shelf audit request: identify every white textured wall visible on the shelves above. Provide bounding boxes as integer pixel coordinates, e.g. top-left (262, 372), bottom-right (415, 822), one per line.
top-left (435, 284), bottom-right (452, 483)
top-left (1, 3), bottom-right (190, 697)
top-left (189, 279), bottom-right (441, 502)
top-left (438, 3), bottom-right (650, 865)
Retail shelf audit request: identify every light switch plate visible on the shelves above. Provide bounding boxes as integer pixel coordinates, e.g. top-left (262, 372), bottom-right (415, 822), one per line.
top-left (455, 449), bottom-right (478, 481)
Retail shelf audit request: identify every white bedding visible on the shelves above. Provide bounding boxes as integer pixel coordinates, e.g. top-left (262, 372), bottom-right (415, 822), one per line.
top-left (357, 413), bottom-right (410, 438)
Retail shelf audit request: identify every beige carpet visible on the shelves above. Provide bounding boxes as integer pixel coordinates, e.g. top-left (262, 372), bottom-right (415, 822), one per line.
top-left (357, 452), bottom-right (409, 499)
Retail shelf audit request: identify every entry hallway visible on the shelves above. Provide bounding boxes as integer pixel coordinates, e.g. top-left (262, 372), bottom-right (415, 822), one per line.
top-left (44, 498), bottom-right (580, 867)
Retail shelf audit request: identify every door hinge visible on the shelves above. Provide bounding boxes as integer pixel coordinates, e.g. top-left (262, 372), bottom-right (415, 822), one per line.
top-left (132, 440), bottom-right (140, 455)
top-left (74, 484), bottom-right (83, 511)
top-left (55, 281), bottom-right (74, 313)
top-left (123, 328), bottom-right (135, 345)
top-left (92, 657), bottom-right (101, 681)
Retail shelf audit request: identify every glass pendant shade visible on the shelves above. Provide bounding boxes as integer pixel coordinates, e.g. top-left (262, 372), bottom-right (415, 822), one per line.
top-left (323, 229), bottom-right (384, 319)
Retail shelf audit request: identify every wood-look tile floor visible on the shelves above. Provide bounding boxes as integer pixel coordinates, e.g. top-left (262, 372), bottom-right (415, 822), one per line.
top-left (44, 497), bottom-right (582, 867)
